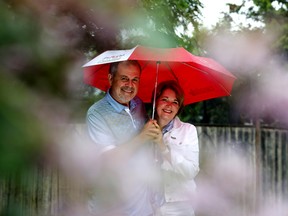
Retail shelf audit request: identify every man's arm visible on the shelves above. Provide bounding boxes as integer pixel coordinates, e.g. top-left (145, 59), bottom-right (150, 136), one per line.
top-left (87, 108), bottom-right (161, 167)
top-left (100, 120), bottom-right (161, 167)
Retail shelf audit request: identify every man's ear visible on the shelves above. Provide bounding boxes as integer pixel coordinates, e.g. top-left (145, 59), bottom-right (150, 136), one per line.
top-left (108, 74), bottom-right (113, 85)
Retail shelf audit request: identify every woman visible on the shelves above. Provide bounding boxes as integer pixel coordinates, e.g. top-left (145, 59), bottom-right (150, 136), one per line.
top-left (153, 80), bottom-right (200, 216)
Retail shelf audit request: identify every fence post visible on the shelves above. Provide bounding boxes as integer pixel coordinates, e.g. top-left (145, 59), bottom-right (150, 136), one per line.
top-left (255, 119), bottom-right (262, 208)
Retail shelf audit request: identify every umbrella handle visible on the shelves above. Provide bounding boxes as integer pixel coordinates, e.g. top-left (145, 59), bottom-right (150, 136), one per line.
top-left (152, 61), bottom-right (160, 120)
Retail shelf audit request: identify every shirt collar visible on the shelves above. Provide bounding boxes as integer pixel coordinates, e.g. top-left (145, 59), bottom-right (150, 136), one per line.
top-left (162, 118), bottom-right (175, 134)
top-left (106, 89), bottom-right (137, 113)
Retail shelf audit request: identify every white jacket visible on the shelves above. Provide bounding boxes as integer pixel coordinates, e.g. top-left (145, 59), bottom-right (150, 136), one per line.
top-left (161, 116), bottom-right (200, 202)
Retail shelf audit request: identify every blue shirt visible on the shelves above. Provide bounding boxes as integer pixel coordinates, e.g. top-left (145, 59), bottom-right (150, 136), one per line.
top-left (162, 119), bottom-right (174, 135)
top-left (87, 91), bottom-right (147, 152)
top-left (86, 91), bottom-right (153, 216)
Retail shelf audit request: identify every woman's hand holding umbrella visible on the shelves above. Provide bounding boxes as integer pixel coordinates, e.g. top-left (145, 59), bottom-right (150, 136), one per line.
top-left (138, 119), bottom-right (162, 143)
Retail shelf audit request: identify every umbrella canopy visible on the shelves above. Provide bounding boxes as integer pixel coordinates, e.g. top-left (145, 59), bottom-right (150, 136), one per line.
top-left (83, 45), bottom-right (236, 106)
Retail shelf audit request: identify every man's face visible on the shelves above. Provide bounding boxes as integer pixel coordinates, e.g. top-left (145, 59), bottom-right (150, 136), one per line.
top-left (108, 62), bottom-right (141, 105)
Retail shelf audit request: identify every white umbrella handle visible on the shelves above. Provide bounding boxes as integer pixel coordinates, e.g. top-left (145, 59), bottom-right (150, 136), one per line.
top-left (152, 61), bottom-right (160, 120)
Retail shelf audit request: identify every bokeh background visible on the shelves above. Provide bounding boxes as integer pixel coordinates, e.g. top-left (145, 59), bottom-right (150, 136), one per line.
top-left (0, 0), bottom-right (287, 215)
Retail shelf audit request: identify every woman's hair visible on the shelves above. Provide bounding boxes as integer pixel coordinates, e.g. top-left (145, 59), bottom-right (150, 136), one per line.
top-left (154, 80), bottom-right (185, 115)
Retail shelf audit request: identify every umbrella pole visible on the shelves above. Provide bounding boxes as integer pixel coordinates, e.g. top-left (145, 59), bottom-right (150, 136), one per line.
top-left (152, 61), bottom-right (160, 120)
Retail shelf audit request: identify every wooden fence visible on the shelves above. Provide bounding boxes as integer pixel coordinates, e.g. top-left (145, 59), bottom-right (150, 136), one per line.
top-left (197, 126), bottom-right (288, 202)
top-left (1, 125), bottom-right (288, 215)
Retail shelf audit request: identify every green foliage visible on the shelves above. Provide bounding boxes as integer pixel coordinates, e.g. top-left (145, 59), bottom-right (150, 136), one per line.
top-left (0, 1), bottom-right (90, 214)
top-left (140, 0), bottom-right (202, 33)
top-left (0, 75), bottom-right (43, 178)
top-left (118, 0), bottom-right (203, 50)
top-left (179, 98), bottom-right (233, 125)
top-left (203, 0), bottom-right (288, 127)
top-left (248, 0), bottom-right (288, 55)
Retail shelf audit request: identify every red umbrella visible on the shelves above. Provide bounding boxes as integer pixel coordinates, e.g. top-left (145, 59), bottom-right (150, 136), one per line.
top-left (83, 45), bottom-right (236, 117)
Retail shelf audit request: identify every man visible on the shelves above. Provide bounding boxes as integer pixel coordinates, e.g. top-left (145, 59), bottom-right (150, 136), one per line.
top-left (86, 60), bottom-right (160, 216)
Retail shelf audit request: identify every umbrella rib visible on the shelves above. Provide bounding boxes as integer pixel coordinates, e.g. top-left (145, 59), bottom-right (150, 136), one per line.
top-left (85, 64), bottom-right (109, 88)
top-left (182, 62), bottom-right (232, 96)
top-left (164, 62), bottom-right (179, 82)
top-left (140, 61), bottom-right (151, 71)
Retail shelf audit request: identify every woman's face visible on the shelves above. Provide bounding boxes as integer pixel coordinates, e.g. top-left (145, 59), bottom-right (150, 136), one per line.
top-left (156, 88), bottom-right (180, 123)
